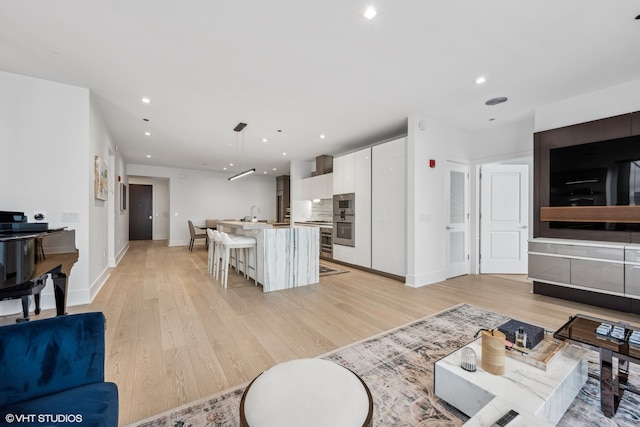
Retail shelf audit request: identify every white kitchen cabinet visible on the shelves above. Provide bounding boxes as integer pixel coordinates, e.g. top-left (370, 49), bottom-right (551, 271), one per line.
top-left (309, 173), bottom-right (333, 200)
top-left (354, 147), bottom-right (372, 268)
top-left (333, 153), bottom-right (355, 195)
top-left (300, 173), bottom-right (332, 200)
top-left (372, 137), bottom-right (406, 276)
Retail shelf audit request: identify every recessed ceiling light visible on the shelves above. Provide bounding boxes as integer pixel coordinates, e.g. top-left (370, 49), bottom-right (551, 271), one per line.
top-left (146, 154), bottom-right (151, 158)
top-left (141, 97), bottom-right (151, 104)
top-left (223, 167), bottom-right (227, 171)
top-left (282, 152), bottom-right (287, 156)
top-left (229, 163), bottom-right (234, 166)
top-left (144, 132), bottom-right (151, 136)
top-left (485, 97), bottom-right (508, 106)
top-left (262, 138), bottom-right (268, 143)
top-left (273, 168), bottom-right (277, 171)
top-left (475, 76), bottom-right (486, 85)
top-left (320, 134), bottom-right (326, 139)
top-left (263, 171), bottom-right (267, 174)
top-left (364, 5), bottom-right (377, 19)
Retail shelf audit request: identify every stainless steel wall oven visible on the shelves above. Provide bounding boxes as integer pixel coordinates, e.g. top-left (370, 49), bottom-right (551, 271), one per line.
top-left (333, 193), bottom-right (355, 247)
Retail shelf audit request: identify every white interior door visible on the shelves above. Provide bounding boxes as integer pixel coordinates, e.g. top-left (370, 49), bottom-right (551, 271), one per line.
top-left (480, 164), bottom-right (529, 274)
top-left (445, 161), bottom-right (469, 279)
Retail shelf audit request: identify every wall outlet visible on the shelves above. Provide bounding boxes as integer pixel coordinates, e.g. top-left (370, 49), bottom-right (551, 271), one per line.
top-left (61, 211), bottom-right (80, 222)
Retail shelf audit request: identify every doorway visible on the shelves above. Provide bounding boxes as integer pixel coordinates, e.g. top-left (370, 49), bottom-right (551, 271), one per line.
top-left (479, 164), bottom-right (529, 274)
top-left (129, 184), bottom-right (153, 240)
top-left (445, 161), bottom-right (470, 279)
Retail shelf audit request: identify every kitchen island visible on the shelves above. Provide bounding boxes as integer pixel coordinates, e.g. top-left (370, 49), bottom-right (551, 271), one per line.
top-left (216, 221), bottom-right (319, 292)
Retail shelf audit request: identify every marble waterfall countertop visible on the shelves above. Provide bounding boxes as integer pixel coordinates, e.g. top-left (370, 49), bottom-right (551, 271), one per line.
top-left (216, 222), bottom-right (319, 292)
top-left (215, 220), bottom-right (274, 230)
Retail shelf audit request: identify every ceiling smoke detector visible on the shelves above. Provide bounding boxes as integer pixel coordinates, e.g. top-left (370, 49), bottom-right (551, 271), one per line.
top-left (485, 97), bottom-right (508, 106)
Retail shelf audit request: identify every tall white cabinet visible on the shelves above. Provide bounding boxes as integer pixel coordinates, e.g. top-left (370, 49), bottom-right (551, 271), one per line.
top-left (354, 147), bottom-right (372, 268)
top-left (333, 153), bottom-right (355, 195)
top-left (332, 147), bottom-right (371, 267)
top-left (372, 137), bottom-right (406, 276)
top-left (332, 137), bottom-right (406, 277)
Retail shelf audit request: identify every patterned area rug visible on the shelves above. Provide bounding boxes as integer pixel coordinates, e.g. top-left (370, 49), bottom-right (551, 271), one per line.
top-left (319, 264), bottom-right (348, 276)
top-left (127, 304), bottom-right (640, 426)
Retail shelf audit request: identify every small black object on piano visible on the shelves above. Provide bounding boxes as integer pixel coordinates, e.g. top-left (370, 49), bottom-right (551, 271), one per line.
top-left (0, 210), bottom-right (48, 232)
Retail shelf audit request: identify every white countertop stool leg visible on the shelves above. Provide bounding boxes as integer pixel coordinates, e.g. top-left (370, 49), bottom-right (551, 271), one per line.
top-left (220, 232), bottom-right (257, 289)
top-left (211, 230), bottom-right (224, 280)
top-left (207, 229), bottom-right (216, 276)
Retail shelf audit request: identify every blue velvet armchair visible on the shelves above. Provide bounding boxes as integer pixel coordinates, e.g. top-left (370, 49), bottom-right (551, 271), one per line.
top-left (0, 312), bottom-right (118, 426)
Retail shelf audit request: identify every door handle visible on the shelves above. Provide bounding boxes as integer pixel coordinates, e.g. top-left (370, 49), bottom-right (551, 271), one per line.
top-left (520, 225), bottom-right (528, 229)
top-left (148, 216), bottom-right (152, 220)
top-left (445, 226), bottom-right (454, 230)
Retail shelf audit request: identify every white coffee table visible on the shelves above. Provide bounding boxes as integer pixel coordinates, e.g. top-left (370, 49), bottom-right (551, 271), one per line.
top-left (240, 358), bottom-right (373, 427)
top-left (434, 338), bottom-right (588, 425)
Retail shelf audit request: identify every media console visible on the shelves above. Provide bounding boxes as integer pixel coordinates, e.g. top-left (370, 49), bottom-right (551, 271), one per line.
top-left (529, 238), bottom-right (640, 314)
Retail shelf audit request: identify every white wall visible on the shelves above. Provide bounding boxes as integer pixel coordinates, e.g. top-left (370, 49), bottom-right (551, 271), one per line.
top-left (0, 72), bottom-right (81, 313)
top-left (126, 164), bottom-right (276, 246)
top-left (535, 78), bottom-right (640, 132)
top-left (89, 94), bottom-right (126, 299)
top-left (128, 176), bottom-right (170, 240)
top-left (406, 115), bottom-right (471, 287)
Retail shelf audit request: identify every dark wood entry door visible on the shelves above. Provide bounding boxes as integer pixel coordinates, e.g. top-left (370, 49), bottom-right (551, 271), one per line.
top-left (129, 184), bottom-right (153, 240)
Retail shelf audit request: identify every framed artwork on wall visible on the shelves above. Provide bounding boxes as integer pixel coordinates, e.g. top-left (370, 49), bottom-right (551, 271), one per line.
top-left (94, 155), bottom-right (108, 200)
top-left (120, 183), bottom-right (127, 211)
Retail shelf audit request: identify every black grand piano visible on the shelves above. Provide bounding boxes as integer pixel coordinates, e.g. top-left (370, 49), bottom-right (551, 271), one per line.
top-left (0, 211), bottom-right (78, 322)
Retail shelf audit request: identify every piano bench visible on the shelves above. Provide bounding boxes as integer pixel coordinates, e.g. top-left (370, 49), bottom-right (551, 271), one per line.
top-left (0, 274), bottom-right (47, 322)
top-left (0, 312), bottom-right (119, 426)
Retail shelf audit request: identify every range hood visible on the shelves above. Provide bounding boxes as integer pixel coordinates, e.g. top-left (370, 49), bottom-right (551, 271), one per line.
top-left (313, 155), bottom-right (333, 176)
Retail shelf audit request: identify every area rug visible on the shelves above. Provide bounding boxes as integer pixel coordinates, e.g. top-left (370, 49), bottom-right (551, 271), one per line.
top-left (127, 304), bottom-right (640, 427)
top-left (319, 264), bottom-right (348, 276)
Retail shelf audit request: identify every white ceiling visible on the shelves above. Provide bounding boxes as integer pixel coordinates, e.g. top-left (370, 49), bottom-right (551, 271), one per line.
top-left (1, 1), bottom-right (639, 177)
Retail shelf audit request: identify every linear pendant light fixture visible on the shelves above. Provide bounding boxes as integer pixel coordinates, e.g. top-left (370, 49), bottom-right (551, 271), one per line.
top-left (228, 122), bottom-right (255, 181)
top-left (229, 168), bottom-right (256, 181)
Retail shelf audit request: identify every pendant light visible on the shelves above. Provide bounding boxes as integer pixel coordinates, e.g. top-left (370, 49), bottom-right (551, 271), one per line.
top-left (228, 122), bottom-right (255, 181)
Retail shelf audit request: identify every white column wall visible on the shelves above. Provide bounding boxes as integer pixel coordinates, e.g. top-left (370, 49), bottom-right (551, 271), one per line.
top-left (406, 115), bottom-right (471, 287)
top-left (1, 71), bottom-right (89, 313)
top-left (126, 164), bottom-right (276, 246)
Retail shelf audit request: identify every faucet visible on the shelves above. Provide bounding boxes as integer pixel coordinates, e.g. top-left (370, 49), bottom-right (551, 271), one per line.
top-left (250, 205), bottom-right (261, 220)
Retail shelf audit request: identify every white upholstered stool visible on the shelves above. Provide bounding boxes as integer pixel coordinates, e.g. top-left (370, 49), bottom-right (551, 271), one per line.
top-left (240, 358), bottom-right (373, 427)
top-left (219, 231), bottom-right (257, 289)
top-left (207, 229), bottom-right (216, 275)
top-left (210, 230), bottom-right (224, 280)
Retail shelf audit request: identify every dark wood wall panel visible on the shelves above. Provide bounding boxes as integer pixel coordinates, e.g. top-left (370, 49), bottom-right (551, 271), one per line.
top-left (633, 111), bottom-right (640, 136)
top-left (534, 111), bottom-right (638, 242)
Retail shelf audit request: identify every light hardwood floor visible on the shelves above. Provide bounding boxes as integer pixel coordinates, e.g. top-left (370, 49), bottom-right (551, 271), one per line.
top-left (4, 240), bottom-right (640, 425)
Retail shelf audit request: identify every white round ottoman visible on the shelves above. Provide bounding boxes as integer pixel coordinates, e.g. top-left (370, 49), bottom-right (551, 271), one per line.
top-left (239, 358), bottom-right (373, 427)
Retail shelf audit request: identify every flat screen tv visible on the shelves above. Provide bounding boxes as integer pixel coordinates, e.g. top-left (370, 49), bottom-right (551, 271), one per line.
top-left (549, 135), bottom-right (640, 231)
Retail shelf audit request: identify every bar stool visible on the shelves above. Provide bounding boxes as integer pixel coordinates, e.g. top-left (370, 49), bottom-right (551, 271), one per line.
top-left (206, 229), bottom-right (216, 275)
top-left (219, 231), bottom-right (257, 289)
top-left (211, 229), bottom-right (225, 280)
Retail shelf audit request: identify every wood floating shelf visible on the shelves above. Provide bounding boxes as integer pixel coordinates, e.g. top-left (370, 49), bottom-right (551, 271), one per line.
top-left (540, 206), bottom-right (640, 223)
